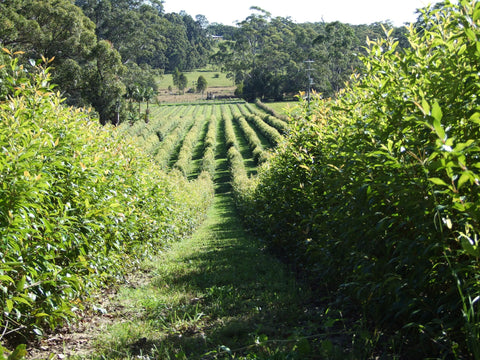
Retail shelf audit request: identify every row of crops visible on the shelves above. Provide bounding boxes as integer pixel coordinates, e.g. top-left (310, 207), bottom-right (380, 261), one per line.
top-left (236, 2), bottom-right (480, 358)
top-left (117, 102), bottom-right (288, 182)
top-left (0, 49), bottom-right (290, 348)
top-left (0, 57), bottom-right (219, 349)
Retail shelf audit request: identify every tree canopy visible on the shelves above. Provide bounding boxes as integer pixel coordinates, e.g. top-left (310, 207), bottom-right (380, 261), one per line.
top-left (1, 0), bottom-right (413, 119)
top-left (212, 7), bottom-right (408, 101)
top-left (0, 0), bottom-right (212, 123)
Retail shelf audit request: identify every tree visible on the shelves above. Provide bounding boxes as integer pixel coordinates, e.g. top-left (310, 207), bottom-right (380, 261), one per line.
top-left (178, 73), bottom-right (188, 94)
top-left (196, 75), bottom-right (207, 95)
top-left (0, 0), bottom-right (127, 123)
top-left (311, 21), bottom-right (360, 95)
top-left (143, 87), bottom-right (156, 123)
top-left (172, 67), bottom-right (181, 89)
top-left (76, 0), bottom-right (168, 68)
top-left (172, 67), bottom-right (188, 94)
top-left (81, 40), bottom-right (126, 124)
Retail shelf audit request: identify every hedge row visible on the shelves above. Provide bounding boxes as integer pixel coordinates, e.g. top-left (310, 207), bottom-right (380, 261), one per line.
top-left (154, 117), bottom-right (195, 168)
top-left (239, 2), bottom-right (480, 358)
top-left (174, 114), bottom-right (206, 176)
top-left (245, 114), bottom-right (283, 146)
top-left (0, 53), bottom-right (214, 345)
top-left (201, 114), bottom-right (217, 177)
top-left (231, 110), bottom-right (266, 164)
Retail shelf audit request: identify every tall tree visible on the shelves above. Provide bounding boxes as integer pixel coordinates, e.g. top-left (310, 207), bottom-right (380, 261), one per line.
top-left (215, 8), bottom-right (409, 101)
top-left (0, 0), bottom-right (126, 123)
top-left (177, 72), bottom-right (188, 94)
top-left (196, 75), bottom-right (208, 95)
top-left (81, 40), bottom-right (126, 124)
top-left (76, 0), bottom-right (169, 68)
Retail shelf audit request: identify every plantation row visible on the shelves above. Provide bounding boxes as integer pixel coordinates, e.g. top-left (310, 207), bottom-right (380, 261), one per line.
top-left (118, 102), bottom-right (288, 180)
top-left (0, 61), bottom-right (291, 350)
top-left (0, 58), bottom-right (221, 348)
top-left (235, 2), bottom-right (480, 358)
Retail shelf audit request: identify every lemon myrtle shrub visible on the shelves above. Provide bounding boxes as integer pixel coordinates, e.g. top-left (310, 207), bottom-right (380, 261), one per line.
top-left (0, 51), bottom-right (213, 344)
top-left (240, 1), bottom-right (480, 357)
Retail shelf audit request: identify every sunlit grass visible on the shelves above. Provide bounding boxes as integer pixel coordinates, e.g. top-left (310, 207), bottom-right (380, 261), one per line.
top-left (157, 70), bottom-right (234, 90)
top-left (263, 101), bottom-right (298, 116)
top-left (89, 173), bottom-right (323, 359)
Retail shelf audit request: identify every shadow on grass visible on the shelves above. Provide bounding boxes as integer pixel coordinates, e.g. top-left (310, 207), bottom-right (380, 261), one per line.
top-left (118, 191), bottom-right (317, 359)
top-left (97, 105), bottom-right (324, 360)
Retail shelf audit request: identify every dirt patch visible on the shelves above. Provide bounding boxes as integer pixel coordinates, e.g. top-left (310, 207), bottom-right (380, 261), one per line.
top-left (26, 290), bottom-right (120, 359)
top-left (26, 268), bottom-right (155, 359)
top-left (157, 86), bottom-right (236, 103)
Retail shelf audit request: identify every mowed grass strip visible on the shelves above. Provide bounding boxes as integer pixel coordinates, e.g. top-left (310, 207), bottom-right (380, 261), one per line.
top-left (90, 190), bottom-right (319, 359)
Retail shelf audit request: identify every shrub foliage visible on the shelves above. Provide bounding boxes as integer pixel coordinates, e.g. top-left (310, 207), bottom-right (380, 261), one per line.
top-left (0, 51), bottom-right (214, 343)
top-left (239, 1), bottom-right (480, 357)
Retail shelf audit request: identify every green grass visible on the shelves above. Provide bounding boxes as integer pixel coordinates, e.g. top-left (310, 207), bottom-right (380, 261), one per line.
top-left (264, 101), bottom-right (298, 116)
top-left (86, 191), bottom-right (320, 359)
top-left (157, 70), bottom-right (234, 90)
top-left (75, 116), bottom-right (334, 358)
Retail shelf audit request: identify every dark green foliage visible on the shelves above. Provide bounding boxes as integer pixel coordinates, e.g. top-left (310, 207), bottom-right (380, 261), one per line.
top-left (214, 10), bottom-right (408, 101)
top-left (196, 75), bottom-right (208, 94)
top-left (0, 0), bottom-right (211, 124)
top-left (172, 67), bottom-right (188, 94)
top-left (0, 0), bottom-right (128, 123)
top-left (238, 1), bottom-right (480, 357)
top-left (76, 1), bottom-right (211, 72)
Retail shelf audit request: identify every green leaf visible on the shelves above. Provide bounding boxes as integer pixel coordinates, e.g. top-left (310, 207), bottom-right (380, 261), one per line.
top-left (421, 98), bottom-right (430, 115)
top-left (16, 276), bottom-right (26, 292)
top-left (34, 312), bottom-right (50, 318)
top-left (431, 101), bottom-right (445, 140)
top-left (457, 172), bottom-right (471, 189)
top-left (431, 101), bottom-right (443, 122)
top-left (7, 344), bottom-right (27, 360)
top-left (460, 237), bottom-right (480, 257)
top-left (12, 296), bottom-right (32, 307)
top-left (0, 275), bottom-right (14, 284)
top-left (6, 299), bottom-right (13, 313)
top-left (470, 111), bottom-right (480, 124)
top-left (429, 177), bottom-right (448, 186)
top-left (474, 7), bottom-right (480, 22)
top-left (465, 28), bottom-right (476, 42)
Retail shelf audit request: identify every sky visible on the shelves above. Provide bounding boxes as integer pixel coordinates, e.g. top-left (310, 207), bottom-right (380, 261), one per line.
top-left (163, 0), bottom-right (445, 27)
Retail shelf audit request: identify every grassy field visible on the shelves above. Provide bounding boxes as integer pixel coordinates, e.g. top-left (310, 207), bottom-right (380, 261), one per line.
top-left (156, 70), bottom-right (235, 103)
top-left (158, 70), bottom-right (234, 90)
top-left (264, 101), bottom-right (298, 116)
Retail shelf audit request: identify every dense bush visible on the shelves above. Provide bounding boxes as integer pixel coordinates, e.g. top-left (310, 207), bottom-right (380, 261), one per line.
top-left (201, 115), bottom-right (217, 177)
top-left (239, 1), bottom-right (480, 357)
top-left (0, 52), bottom-right (214, 344)
top-left (245, 114), bottom-right (283, 146)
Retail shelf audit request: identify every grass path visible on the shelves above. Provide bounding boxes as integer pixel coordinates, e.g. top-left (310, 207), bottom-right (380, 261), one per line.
top-left (82, 186), bottom-right (328, 359)
top-left (82, 104), bottom-right (334, 359)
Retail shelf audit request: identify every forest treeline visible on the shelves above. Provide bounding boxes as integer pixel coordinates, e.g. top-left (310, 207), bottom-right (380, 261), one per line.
top-left (1, 0), bottom-right (412, 123)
